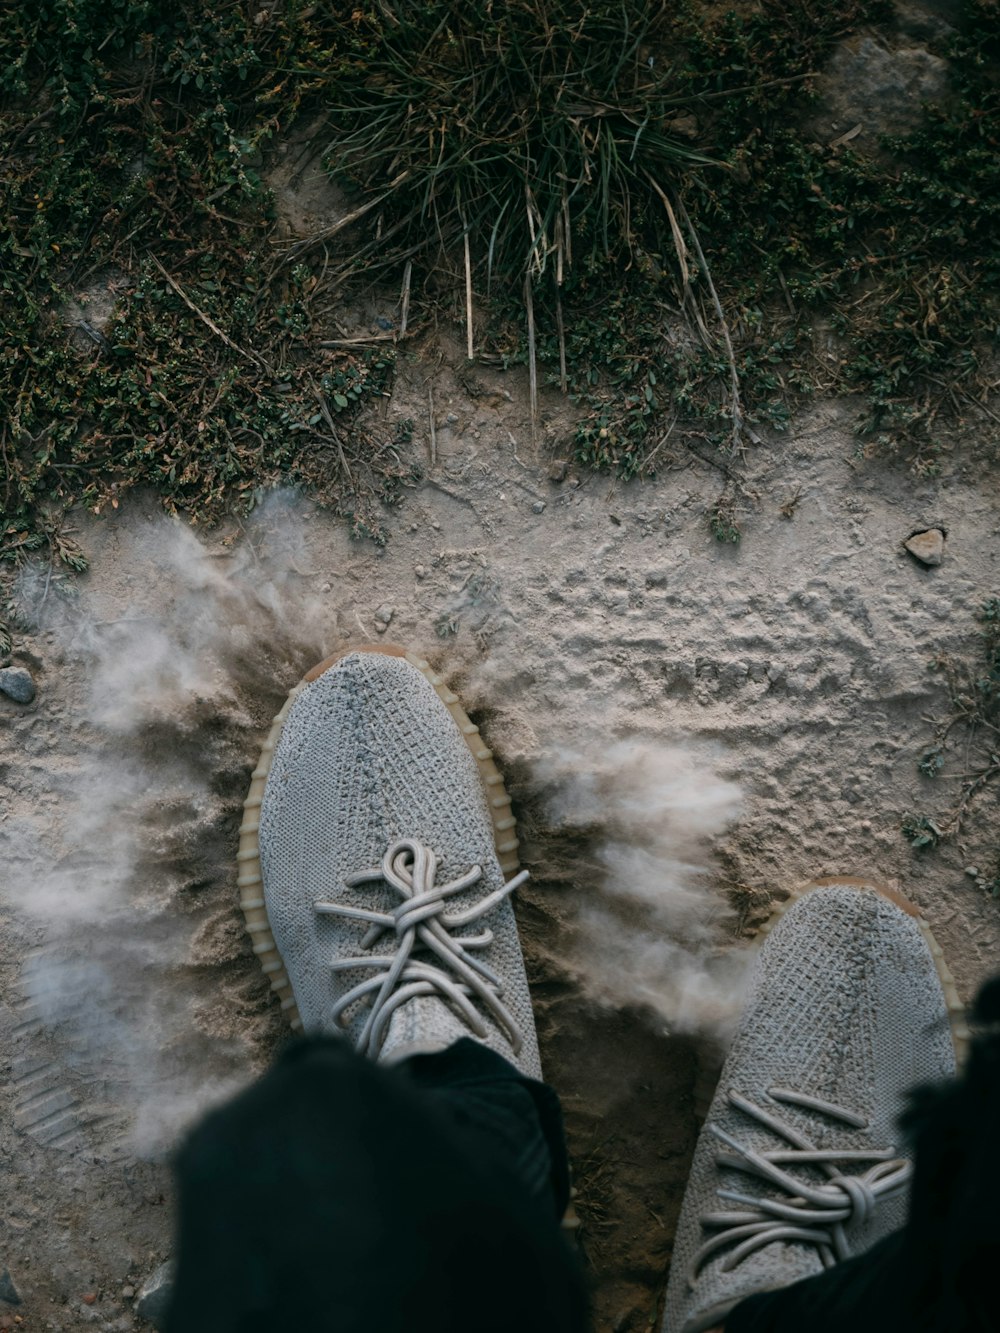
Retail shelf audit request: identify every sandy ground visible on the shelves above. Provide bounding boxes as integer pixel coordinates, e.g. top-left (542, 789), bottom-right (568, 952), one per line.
top-left (2, 333), bottom-right (999, 1330)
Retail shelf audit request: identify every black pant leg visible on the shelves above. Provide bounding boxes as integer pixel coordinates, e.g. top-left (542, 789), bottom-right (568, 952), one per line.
top-left (398, 1036), bottom-right (571, 1219)
top-left (724, 1233), bottom-right (906, 1333)
top-left (165, 1036), bottom-right (587, 1333)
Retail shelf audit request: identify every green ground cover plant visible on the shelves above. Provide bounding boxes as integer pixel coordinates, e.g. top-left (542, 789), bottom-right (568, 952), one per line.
top-left (1, 0), bottom-right (998, 614)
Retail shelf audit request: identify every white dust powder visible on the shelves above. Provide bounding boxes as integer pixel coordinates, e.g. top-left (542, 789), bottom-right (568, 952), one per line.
top-left (539, 739), bottom-right (750, 1040)
top-left (5, 494), bottom-right (329, 1155)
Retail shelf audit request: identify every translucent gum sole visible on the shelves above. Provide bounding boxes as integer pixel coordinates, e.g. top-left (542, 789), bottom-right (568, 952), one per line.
top-left (238, 643), bottom-right (521, 1035)
top-left (693, 875), bottom-right (969, 1123)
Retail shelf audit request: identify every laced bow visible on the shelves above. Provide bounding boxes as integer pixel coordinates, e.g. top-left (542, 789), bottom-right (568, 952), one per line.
top-left (690, 1087), bottom-right (911, 1284)
top-left (314, 837), bottom-right (528, 1059)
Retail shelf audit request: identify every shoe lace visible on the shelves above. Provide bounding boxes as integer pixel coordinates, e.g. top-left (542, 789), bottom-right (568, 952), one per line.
top-left (690, 1087), bottom-right (911, 1284)
top-left (314, 837), bottom-right (528, 1059)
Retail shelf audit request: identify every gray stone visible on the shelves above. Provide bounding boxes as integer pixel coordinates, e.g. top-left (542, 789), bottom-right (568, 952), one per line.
top-left (814, 36), bottom-right (949, 144)
top-left (135, 1262), bottom-right (173, 1329)
top-left (532, 500), bottom-right (547, 514)
top-left (0, 666), bottom-right (35, 704)
top-left (374, 604), bottom-right (394, 626)
top-left (547, 458), bottom-right (569, 483)
top-left (665, 112), bottom-right (700, 140)
top-left (904, 528), bottom-right (945, 566)
top-left (0, 1268), bottom-right (22, 1305)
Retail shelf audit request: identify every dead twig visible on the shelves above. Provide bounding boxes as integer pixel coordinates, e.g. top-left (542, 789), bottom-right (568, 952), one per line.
top-left (685, 440), bottom-right (742, 483)
top-left (645, 172), bottom-right (712, 346)
top-left (311, 383), bottom-right (355, 485)
top-left (317, 335), bottom-right (397, 348)
top-left (524, 270), bottom-right (538, 430)
top-left (428, 385), bottom-right (437, 467)
top-left (399, 259), bottom-right (412, 340)
top-left (555, 286), bottom-right (568, 395)
top-left (675, 197), bottom-right (747, 453)
top-left (463, 217), bottom-right (474, 361)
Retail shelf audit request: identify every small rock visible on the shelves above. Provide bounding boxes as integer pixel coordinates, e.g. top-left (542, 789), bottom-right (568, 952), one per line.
top-left (904, 527), bottom-right (945, 567)
top-left (81, 1294), bottom-right (97, 1306)
top-left (547, 459), bottom-right (568, 483)
top-left (120, 1287), bottom-right (135, 1301)
top-left (0, 1270), bottom-right (21, 1306)
top-left (135, 1262), bottom-right (174, 1330)
top-left (414, 564), bottom-right (426, 579)
top-left (964, 866), bottom-right (980, 879)
top-left (532, 500), bottom-right (546, 514)
top-left (320, 582), bottom-right (332, 594)
top-left (665, 112), bottom-right (699, 139)
top-left (374, 604), bottom-right (394, 627)
top-left (0, 667), bottom-right (35, 704)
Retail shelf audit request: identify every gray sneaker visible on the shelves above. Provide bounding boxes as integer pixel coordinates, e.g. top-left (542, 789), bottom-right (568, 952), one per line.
top-left (239, 646), bottom-right (541, 1077)
top-left (664, 878), bottom-right (964, 1333)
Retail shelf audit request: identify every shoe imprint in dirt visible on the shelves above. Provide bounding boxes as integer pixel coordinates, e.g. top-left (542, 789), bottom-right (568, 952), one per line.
top-left (239, 645), bottom-right (542, 1077)
top-left (663, 880), bottom-right (963, 1333)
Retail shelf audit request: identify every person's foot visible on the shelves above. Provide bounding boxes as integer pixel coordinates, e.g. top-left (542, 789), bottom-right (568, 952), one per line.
top-left (239, 646), bottom-right (541, 1077)
top-left (663, 879), bottom-right (961, 1333)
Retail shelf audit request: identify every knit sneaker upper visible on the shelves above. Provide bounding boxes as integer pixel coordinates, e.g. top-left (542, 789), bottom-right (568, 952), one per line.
top-left (258, 652), bottom-right (541, 1077)
top-left (664, 884), bottom-right (957, 1333)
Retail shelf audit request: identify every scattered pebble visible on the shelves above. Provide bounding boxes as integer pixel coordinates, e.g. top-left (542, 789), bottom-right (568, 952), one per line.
top-left (374, 604), bottom-right (394, 631)
top-left (135, 1263), bottom-right (173, 1330)
top-left (665, 112), bottom-right (699, 139)
top-left (320, 582), bottom-right (332, 594)
top-left (0, 667), bottom-right (36, 705)
top-left (120, 1287), bottom-right (135, 1301)
top-left (0, 1270), bottom-right (21, 1306)
top-left (431, 520), bottom-right (441, 531)
top-left (532, 500), bottom-right (546, 514)
top-left (547, 459), bottom-right (568, 483)
top-left (414, 564), bottom-right (426, 579)
top-left (965, 866), bottom-right (980, 879)
top-left (904, 527), bottom-right (945, 567)
top-left (81, 1294), bottom-right (97, 1306)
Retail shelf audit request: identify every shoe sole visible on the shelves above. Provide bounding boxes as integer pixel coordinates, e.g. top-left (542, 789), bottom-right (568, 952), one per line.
top-left (693, 875), bottom-right (968, 1121)
top-left (238, 644), bottom-right (520, 1033)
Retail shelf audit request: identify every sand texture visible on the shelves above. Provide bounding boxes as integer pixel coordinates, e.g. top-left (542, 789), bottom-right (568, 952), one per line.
top-left (2, 354), bottom-right (999, 1329)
